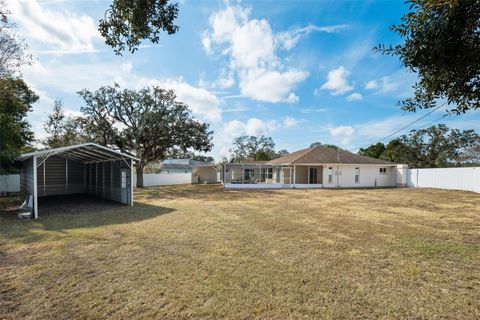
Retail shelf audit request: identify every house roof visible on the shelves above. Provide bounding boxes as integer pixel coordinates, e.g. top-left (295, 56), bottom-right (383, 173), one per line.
top-left (18, 143), bottom-right (139, 164)
top-left (160, 163), bottom-right (193, 170)
top-left (163, 159), bottom-right (214, 166)
top-left (266, 146), bottom-right (395, 165)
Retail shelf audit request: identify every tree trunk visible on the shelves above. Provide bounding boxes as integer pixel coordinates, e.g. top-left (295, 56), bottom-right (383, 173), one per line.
top-left (136, 164), bottom-right (144, 188)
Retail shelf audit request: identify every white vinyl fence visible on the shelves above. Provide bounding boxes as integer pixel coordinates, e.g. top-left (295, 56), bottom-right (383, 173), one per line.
top-left (1, 173), bottom-right (195, 193)
top-left (133, 173), bottom-right (194, 187)
top-left (407, 167), bottom-right (480, 193)
top-left (0, 174), bottom-right (21, 193)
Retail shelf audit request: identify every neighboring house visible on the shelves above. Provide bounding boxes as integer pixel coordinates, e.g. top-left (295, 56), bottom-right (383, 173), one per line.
top-left (223, 146), bottom-right (401, 189)
top-left (144, 159), bottom-right (218, 184)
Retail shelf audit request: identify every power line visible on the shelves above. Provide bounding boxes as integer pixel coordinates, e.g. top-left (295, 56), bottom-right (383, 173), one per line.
top-left (414, 113), bottom-right (450, 130)
top-left (354, 102), bottom-right (448, 150)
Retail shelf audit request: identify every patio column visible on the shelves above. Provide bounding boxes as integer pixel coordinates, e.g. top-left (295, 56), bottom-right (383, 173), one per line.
top-left (293, 165), bottom-right (296, 185)
top-left (308, 165), bottom-right (310, 184)
top-left (242, 163), bottom-right (244, 184)
top-left (223, 164), bottom-right (226, 184)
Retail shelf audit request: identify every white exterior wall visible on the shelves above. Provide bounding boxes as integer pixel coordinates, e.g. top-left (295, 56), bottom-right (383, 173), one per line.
top-left (0, 174), bottom-right (20, 192)
top-left (133, 173), bottom-right (193, 187)
top-left (322, 165), bottom-right (396, 188)
top-left (396, 164), bottom-right (409, 186)
top-left (192, 166), bottom-right (218, 183)
top-left (407, 167), bottom-right (480, 193)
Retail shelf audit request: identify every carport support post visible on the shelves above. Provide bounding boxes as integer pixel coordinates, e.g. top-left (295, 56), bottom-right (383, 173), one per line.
top-left (33, 155), bottom-right (38, 219)
top-left (65, 158), bottom-right (68, 194)
top-left (130, 159), bottom-right (134, 206)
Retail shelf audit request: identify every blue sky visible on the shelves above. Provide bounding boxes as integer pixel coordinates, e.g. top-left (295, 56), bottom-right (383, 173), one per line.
top-left (9, 0), bottom-right (480, 159)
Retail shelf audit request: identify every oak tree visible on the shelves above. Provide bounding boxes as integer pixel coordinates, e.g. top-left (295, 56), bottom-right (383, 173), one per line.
top-left (0, 78), bottom-right (38, 173)
top-left (78, 84), bottom-right (213, 187)
top-left (99, 0), bottom-right (179, 55)
top-left (377, 0), bottom-right (480, 113)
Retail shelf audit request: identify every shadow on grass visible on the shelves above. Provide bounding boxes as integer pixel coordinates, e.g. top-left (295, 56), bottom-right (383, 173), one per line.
top-left (134, 183), bottom-right (307, 202)
top-left (0, 200), bottom-right (175, 243)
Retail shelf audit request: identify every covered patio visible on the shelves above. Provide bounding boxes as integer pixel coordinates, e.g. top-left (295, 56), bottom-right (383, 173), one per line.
top-left (222, 162), bottom-right (323, 189)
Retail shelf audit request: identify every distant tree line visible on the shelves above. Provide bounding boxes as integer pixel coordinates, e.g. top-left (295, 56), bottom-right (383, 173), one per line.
top-left (358, 125), bottom-right (479, 168)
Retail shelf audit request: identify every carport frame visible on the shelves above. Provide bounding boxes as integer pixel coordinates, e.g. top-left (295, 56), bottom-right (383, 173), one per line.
top-left (18, 143), bottom-right (139, 219)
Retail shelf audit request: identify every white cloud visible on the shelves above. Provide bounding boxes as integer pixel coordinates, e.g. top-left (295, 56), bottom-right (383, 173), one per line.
top-left (365, 80), bottom-right (378, 90)
top-left (365, 71), bottom-right (415, 97)
top-left (276, 24), bottom-right (349, 50)
top-left (214, 117), bottom-right (279, 157)
top-left (286, 93), bottom-right (299, 103)
top-left (214, 68), bottom-right (235, 89)
top-left (151, 78), bottom-right (222, 122)
top-left (299, 107), bottom-right (328, 114)
top-left (23, 59), bottom-right (222, 137)
top-left (320, 66), bottom-right (354, 95)
top-left (283, 116), bottom-right (299, 128)
top-left (9, 0), bottom-right (100, 54)
top-left (329, 125), bottom-right (355, 145)
top-left (238, 69), bottom-right (308, 103)
top-left (202, 3), bottom-right (309, 103)
top-left (379, 76), bottom-right (400, 93)
top-left (245, 118), bottom-right (278, 136)
top-left (23, 59), bottom-right (135, 94)
top-left (346, 92), bottom-right (363, 101)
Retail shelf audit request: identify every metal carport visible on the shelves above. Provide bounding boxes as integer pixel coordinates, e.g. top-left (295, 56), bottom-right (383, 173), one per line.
top-left (17, 143), bottom-right (139, 219)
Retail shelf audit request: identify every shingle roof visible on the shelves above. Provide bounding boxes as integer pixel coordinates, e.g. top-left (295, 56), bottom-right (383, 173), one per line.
top-left (266, 146), bottom-right (395, 165)
top-left (160, 163), bottom-right (192, 170)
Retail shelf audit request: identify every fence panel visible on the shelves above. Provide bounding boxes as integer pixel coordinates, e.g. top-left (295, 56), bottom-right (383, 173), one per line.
top-left (0, 174), bottom-right (21, 193)
top-left (406, 167), bottom-right (480, 193)
top-left (133, 173), bottom-right (193, 187)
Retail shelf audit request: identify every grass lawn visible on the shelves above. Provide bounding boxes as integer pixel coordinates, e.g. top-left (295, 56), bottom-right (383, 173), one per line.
top-left (1, 185), bottom-right (479, 319)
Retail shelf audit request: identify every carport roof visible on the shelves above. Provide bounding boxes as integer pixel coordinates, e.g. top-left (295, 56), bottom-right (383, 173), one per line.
top-left (18, 143), bottom-right (139, 164)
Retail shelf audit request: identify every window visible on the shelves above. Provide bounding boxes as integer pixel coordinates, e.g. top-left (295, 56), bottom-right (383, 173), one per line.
top-left (354, 167), bottom-right (360, 183)
top-left (121, 170), bottom-right (127, 188)
top-left (379, 167), bottom-right (387, 174)
top-left (244, 169), bottom-right (255, 181)
top-left (328, 167), bottom-right (333, 183)
top-left (262, 168), bottom-right (273, 180)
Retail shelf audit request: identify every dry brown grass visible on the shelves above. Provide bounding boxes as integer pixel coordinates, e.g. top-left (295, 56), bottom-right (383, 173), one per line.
top-left (1, 185), bottom-right (479, 319)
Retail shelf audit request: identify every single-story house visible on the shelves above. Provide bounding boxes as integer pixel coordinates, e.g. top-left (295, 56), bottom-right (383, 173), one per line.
top-left (17, 143), bottom-right (138, 219)
top-left (144, 159), bottom-right (218, 184)
top-left (223, 145), bottom-right (401, 189)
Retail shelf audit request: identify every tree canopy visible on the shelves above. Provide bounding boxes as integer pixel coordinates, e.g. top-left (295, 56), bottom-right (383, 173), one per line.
top-left (309, 142), bottom-right (342, 150)
top-left (78, 84), bottom-right (213, 187)
top-left (0, 78), bottom-right (38, 173)
top-left (166, 149), bottom-right (214, 163)
top-left (377, 0), bottom-right (480, 114)
top-left (229, 136), bottom-right (276, 162)
top-left (42, 99), bottom-right (87, 149)
top-left (99, 0), bottom-right (179, 55)
top-left (0, 1), bottom-right (32, 77)
top-left (358, 124), bottom-right (479, 167)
